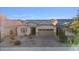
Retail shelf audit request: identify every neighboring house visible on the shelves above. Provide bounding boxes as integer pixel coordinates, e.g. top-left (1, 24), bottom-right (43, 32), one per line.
top-left (0, 15), bottom-right (7, 39)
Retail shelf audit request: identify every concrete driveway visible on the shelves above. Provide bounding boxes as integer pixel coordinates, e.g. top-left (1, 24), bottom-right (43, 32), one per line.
top-left (0, 34), bottom-right (68, 47)
top-left (0, 34), bottom-right (69, 51)
top-left (0, 35), bottom-right (67, 47)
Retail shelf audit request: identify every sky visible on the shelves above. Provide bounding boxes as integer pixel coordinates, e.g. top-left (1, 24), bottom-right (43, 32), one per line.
top-left (0, 7), bottom-right (79, 20)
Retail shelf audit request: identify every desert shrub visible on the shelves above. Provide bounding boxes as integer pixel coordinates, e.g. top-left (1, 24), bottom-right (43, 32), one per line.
top-left (73, 30), bottom-right (79, 45)
top-left (67, 28), bottom-right (79, 46)
top-left (9, 30), bottom-right (16, 40)
top-left (13, 40), bottom-right (21, 46)
top-left (28, 34), bottom-right (32, 39)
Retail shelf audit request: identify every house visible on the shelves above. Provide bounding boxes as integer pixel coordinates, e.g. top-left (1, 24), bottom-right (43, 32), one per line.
top-left (17, 20), bottom-right (56, 37)
top-left (0, 15), bottom-right (23, 38)
top-left (4, 20), bottom-right (23, 36)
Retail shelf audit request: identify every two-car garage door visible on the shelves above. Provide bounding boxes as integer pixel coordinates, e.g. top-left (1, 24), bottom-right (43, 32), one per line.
top-left (38, 29), bottom-right (54, 37)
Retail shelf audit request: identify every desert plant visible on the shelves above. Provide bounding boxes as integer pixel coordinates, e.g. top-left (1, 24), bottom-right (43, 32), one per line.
top-left (72, 29), bottom-right (79, 45)
top-left (9, 30), bottom-right (16, 40)
top-left (13, 40), bottom-right (21, 46)
top-left (28, 34), bottom-right (32, 39)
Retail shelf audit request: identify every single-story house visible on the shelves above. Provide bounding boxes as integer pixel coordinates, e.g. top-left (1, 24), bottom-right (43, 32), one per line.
top-left (17, 20), bottom-right (56, 37)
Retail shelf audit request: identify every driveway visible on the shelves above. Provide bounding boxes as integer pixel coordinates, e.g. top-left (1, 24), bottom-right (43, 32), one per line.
top-left (0, 34), bottom-right (69, 51)
top-left (0, 34), bottom-right (68, 47)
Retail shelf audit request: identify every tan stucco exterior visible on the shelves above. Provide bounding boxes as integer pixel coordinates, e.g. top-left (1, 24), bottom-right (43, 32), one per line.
top-left (17, 25), bottom-right (31, 36)
top-left (0, 19), bottom-right (57, 38)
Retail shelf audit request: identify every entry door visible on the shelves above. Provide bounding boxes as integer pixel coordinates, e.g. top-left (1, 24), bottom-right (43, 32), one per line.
top-left (31, 27), bottom-right (36, 35)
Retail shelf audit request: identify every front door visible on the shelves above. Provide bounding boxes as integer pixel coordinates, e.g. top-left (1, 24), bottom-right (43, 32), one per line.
top-left (31, 27), bottom-right (36, 35)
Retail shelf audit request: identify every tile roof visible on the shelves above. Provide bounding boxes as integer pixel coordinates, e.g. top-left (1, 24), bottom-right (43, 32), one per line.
top-left (25, 20), bottom-right (52, 25)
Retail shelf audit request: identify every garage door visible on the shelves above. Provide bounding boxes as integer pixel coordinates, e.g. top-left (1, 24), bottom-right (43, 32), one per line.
top-left (38, 29), bottom-right (54, 36)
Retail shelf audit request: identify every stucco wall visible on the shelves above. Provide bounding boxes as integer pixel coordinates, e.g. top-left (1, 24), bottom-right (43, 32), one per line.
top-left (1, 26), bottom-right (17, 38)
top-left (16, 25), bottom-right (56, 37)
top-left (17, 26), bottom-right (31, 36)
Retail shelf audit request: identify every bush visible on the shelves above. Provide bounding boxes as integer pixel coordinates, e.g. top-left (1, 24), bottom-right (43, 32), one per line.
top-left (68, 29), bottom-right (79, 46)
top-left (73, 32), bottom-right (79, 45)
top-left (13, 40), bottom-right (21, 46)
top-left (58, 33), bottom-right (67, 43)
top-left (9, 30), bottom-right (16, 40)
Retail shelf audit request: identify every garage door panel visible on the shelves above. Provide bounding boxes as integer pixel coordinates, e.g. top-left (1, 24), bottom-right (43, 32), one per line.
top-left (38, 29), bottom-right (53, 36)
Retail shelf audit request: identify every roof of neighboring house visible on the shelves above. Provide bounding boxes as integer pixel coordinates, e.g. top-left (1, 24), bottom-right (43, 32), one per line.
top-left (2, 19), bottom-right (73, 27)
top-left (25, 19), bottom-right (73, 25)
top-left (4, 20), bottom-right (23, 27)
top-left (25, 20), bottom-right (52, 25)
